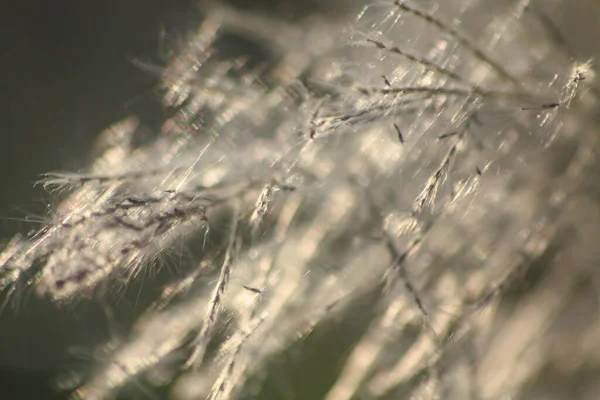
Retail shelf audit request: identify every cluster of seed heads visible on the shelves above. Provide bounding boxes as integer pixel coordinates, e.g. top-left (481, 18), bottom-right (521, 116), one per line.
top-left (1, 1), bottom-right (599, 399)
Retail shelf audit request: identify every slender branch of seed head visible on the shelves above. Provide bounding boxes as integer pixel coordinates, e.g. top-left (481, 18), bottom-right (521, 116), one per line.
top-left (383, 233), bottom-right (427, 316)
top-left (360, 190), bottom-right (428, 317)
top-left (309, 98), bottom-right (326, 139)
top-left (250, 183), bottom-right (275, 237)
top-left (471, 251), bottom-right (531, 310)
top-left (319, 97), bottom-right (448, 134)
top-left (413, 145), bottom-right (455, 214)
top-left (184, 207), bottom-right (241, 369)
top-left (358, 84), bottom-right (477, 99)
top-left (394, 0), bottom-right (521, 90)
top-left (40, 169), bottom-right (166, 190)
top-left (357, 81), bottom-right (528, 106)
top-left (147, 264), bottom-right (211, 312)
top-left (413, 123), bottom-right (469, 214)
top-left (250, 180), bottom-right (296, 238)
top-left (327, 97), bottom-right (424, 121)
top-left (366, 38), bottom-right (488, 96)
top-left (208, 312), bottom-right (269, 400)
top-left (204, 194), bottom-right (303, 398)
